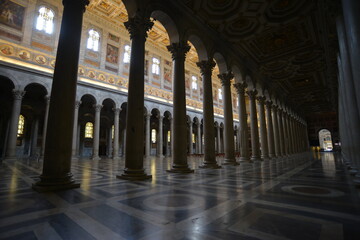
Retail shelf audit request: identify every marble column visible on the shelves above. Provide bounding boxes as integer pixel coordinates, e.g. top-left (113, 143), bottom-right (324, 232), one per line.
top-left (188, 120), bottom-right (193, 154)
top-left (277, 108), bottom-right (285, 157)
top-left (217, 126), bottom-right (221, 153)
top-left (145, 113), bottom-right (151, 157)
top-left (234, 82), bottom-right (250, 161)
top-left (197, 60), bottom-right (220, 168)
top-left (92, 104), bottom-right (102, 160)
top-left (167, 42), bottom-right (193, 173)
top-left (257, 96), bottom-right (269, 159)
top-left (71, 100), bottom-right (81, 159)
top-left (247, 90), bottom-right (261, 161)
top-left (337, 16), bottom-right (360, 176)
top-left (40, 95), bottom-right (50, 159)
top-left (218, 72), bottom-right (238, 165)
top-left (197, 122), bottom-right (202, 154)
top-left (342, 0), bottom-right (360, 113)
top-left (113, 108), bottom-right (120, 160)
top-left (272, 105), bottom-right (280, 157)
top-left (30, 118), bottom-right (39, 157)
top-left (284, 112), bottom-right (291, 155)
top-left (170, 117), bottom-right (173, 157)
top-left (265, 101), bottom-right (275, 158)
top-left (290, 115), bottom-right (296, 154)
top-left (107, 127), bottom-right (112, 158)
top-left (33, 0), bottom-right (89, 192)
top-left (117, 14), bottom-right (153, 180)
top-left (157, 116), bottom-right (163, 157)
top-left (5, 90), bottom-right (25, 160)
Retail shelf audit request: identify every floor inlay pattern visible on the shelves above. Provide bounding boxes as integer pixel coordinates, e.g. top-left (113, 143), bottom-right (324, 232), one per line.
top-left (0, 152), bottom-right (359, 240)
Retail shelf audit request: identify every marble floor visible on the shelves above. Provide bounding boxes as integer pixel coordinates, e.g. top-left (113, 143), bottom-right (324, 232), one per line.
top-left (0, 152), bottom-right (360, 240)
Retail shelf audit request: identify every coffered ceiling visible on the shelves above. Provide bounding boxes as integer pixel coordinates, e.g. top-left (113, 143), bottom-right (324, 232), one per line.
top-left (86, 0), bottom-right (341, 117)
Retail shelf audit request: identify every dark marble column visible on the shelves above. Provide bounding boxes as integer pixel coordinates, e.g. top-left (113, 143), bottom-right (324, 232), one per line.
top-left (265, 101), bottom-right (275, 158)
top-left (113, 108), bottom-right (120, 160)
top-left (92, 104), bottom-right (102, 160)
top-left (188, 119), bottom-right (193, 155)
top-left (234, 82), bottom-right (250, 162)
top-left (167, 42), bottom-right (193, 173)
top-left (277, 108), bottom-right (285, 157)
top-left (33, 0), bottom-right (89, 192)
top-left (247, 90), bottom-right (261, 161)
top-left (157, 116), bottom-right (163, 157)
top-left (117, 14), bottom-right (153, 180)
top-left (145, 113), bottom-right (151, 157)
top-left (71, 100), bottom-right (81, 160)
top-left (218, 72), bottom-right (238, 165)
top-left (5, 90), bottom-right (25, 160)
top-left (272, 105), bottom-right (280, 157)
top-left (257, 96), bottom-right (269, 159)
top-left (40, 95), bottom-right (50, 159)
top-left (197, 60), bottom-right (221, 168)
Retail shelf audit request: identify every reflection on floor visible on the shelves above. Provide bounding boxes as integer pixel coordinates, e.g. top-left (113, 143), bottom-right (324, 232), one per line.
top-left (0, 152), bottom-right (360, 240)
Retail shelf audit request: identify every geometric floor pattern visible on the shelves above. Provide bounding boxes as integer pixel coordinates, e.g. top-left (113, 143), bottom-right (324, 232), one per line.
top-left (1, 152), bottom-right (360, 240)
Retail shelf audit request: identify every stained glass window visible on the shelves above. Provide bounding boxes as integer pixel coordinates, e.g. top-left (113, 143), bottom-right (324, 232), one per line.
top-left (85, 122), bottom-right (93, 138)
top-left (36, 7), bottom-right (54, 34)
top-left (17, 115), bottom-right (25, 137)
top-left (87, 29), bottom-right (100, 51)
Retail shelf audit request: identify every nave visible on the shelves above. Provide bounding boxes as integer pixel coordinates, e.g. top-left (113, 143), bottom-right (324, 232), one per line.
top-left (0, 152), bottom-right (359, 240)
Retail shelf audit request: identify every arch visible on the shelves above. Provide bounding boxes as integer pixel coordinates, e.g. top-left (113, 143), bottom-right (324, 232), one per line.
top-left (24, 82), bottom-right (48, 96)
top-left (232, 65), bottom-right (244, 83)
top-left (318, 129), bottom-right (333, 151)
top-left (80, 94), bottom-right (97, 104)
top-left (121, 0), bottom-right (137, 17)
top-left (213, 52), bottom-right (228, 73)
top-left (0, 73), bottom-right (18, 89)
top-left (150, 10), bottom-right (179, 43)
top-left (102, 98), bottom-right (116, 108)
top-left (164, 110), bottom-right (172, 119)
top-left (187, 33), bottom-right (208, 61)
top-left (151, 108), bottom-right (161, 117)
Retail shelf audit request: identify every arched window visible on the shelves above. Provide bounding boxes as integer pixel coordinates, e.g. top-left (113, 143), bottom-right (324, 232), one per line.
top-left (36, 6), bottom-right (55, 34)
top-left (85, 122), bottom-right (93, 138)
top-left (123, 45), bottom-right (131, 63)
top-left (152, 57), bottom-right (160, 75)
top-left (191, 76), bottom-right (198, 90)
top-left (17, 115), bottom-right (25, 137)
top-left (87, 29), bottom-right (100, 52)
top-left (151, 129), bottom-right (156, 143)
top-left (218, 89), bottom-right (223, 100)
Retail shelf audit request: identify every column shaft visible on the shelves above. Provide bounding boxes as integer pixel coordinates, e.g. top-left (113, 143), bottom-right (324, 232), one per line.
top-left (247, 90), bottom-right (261, 161)
top-left (188, 121), bottom-right (193, 154)
top-left (113, 108), bottom-right (120, 160)
top-left (272, 106), bottom-right (280, 157)
top-left (257, 96), bottom-right (269, 159)
top-left (145, 114), bottom-right (151, 157)
top-left (33, 0), bottom-right (89, 192)
top-left (40, 96), bottom-right (50, 159)
top-left (167, 42), bottom-right (193, 173)
top-left (265, 101), bottom-right (275, 158)
top-left (71, 101), bottom-right (81, 159)
top-left (157, 116), bottom-right (163, 157)
top-left (5, 90), bottom-right (25, 159)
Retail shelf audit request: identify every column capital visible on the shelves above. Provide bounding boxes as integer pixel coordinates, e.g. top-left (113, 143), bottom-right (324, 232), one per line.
top-left (158, 115), bottom-right (164, 122)
top-left (113, 107), bottom-right (121, 114)
top-left (167, 42), bottom-right (191, 61)
top-left (256, 96), bottom-right (266, 104)
top-left (124, 13), bottom-right (154, 40)
top-left (93, 104), bottom-right (103, 112)
top-left (272, 105), bottom-right (279, 112)
top-left (187, 119), bottom-right (193, 125)
top-left (12, 90), bottom-right (25, 100)
top-left (233, 82), bottom-right (247, 95)
top-left (63, 0), bottom-right (89, 12)
top-left (265, 100), bottom-right (272, 109)
top-left (246, 89), bottom-right (258, 100)
top-left (196, 60), bottom-right (216, 75)
top-left (74, 100), bottom-right (82, 109)
top-left (145, 113), bottom-right (151, 119)
top-left (218, 72), bottom-right (234, 86)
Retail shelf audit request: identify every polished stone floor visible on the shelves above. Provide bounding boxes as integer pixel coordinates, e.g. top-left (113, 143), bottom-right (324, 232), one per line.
top-left (0, 152), bottom-right (360, 240)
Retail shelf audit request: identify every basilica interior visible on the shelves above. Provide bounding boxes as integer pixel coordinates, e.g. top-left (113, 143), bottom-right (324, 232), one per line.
top-left (0, 0), bottom-right (360, 239)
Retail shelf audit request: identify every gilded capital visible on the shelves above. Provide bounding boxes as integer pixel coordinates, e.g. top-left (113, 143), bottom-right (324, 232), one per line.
top-left (218, 72), bottom-right (234, 86)
top-left (196, 60), bottom-right (216, 76)
top-left (167, 42), bottom-right (191, 61)
top-left (124, 14), bottom-right (154, 40)
top-left (233, 82), bottom-right (247, 95)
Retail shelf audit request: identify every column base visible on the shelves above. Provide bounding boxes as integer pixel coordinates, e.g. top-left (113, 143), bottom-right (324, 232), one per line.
top-left (251, 156), bottom-right (263, 161)
top-left (32, 174), bottom-right (79, 192)
top-left (113, 156), bottom-right (121, 160)
top-left (117, 168), bottom-right (152, 180)
top-left (261, 155), bottom-right (270, 160)
top-left (222, 158), bottom-right (240, 166)
top-left (167, 164), bottom-right (194, 173)
top-left (4, 156), bottom-right (17, 161)
top-left (239, 157), bottom-right (251, 163)
top-left (199, 161), bottom-right (222, 169)
top-left (349, 169), bottom-right (358, 175)
top-left (91, 156), bottom-right (101, 161)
